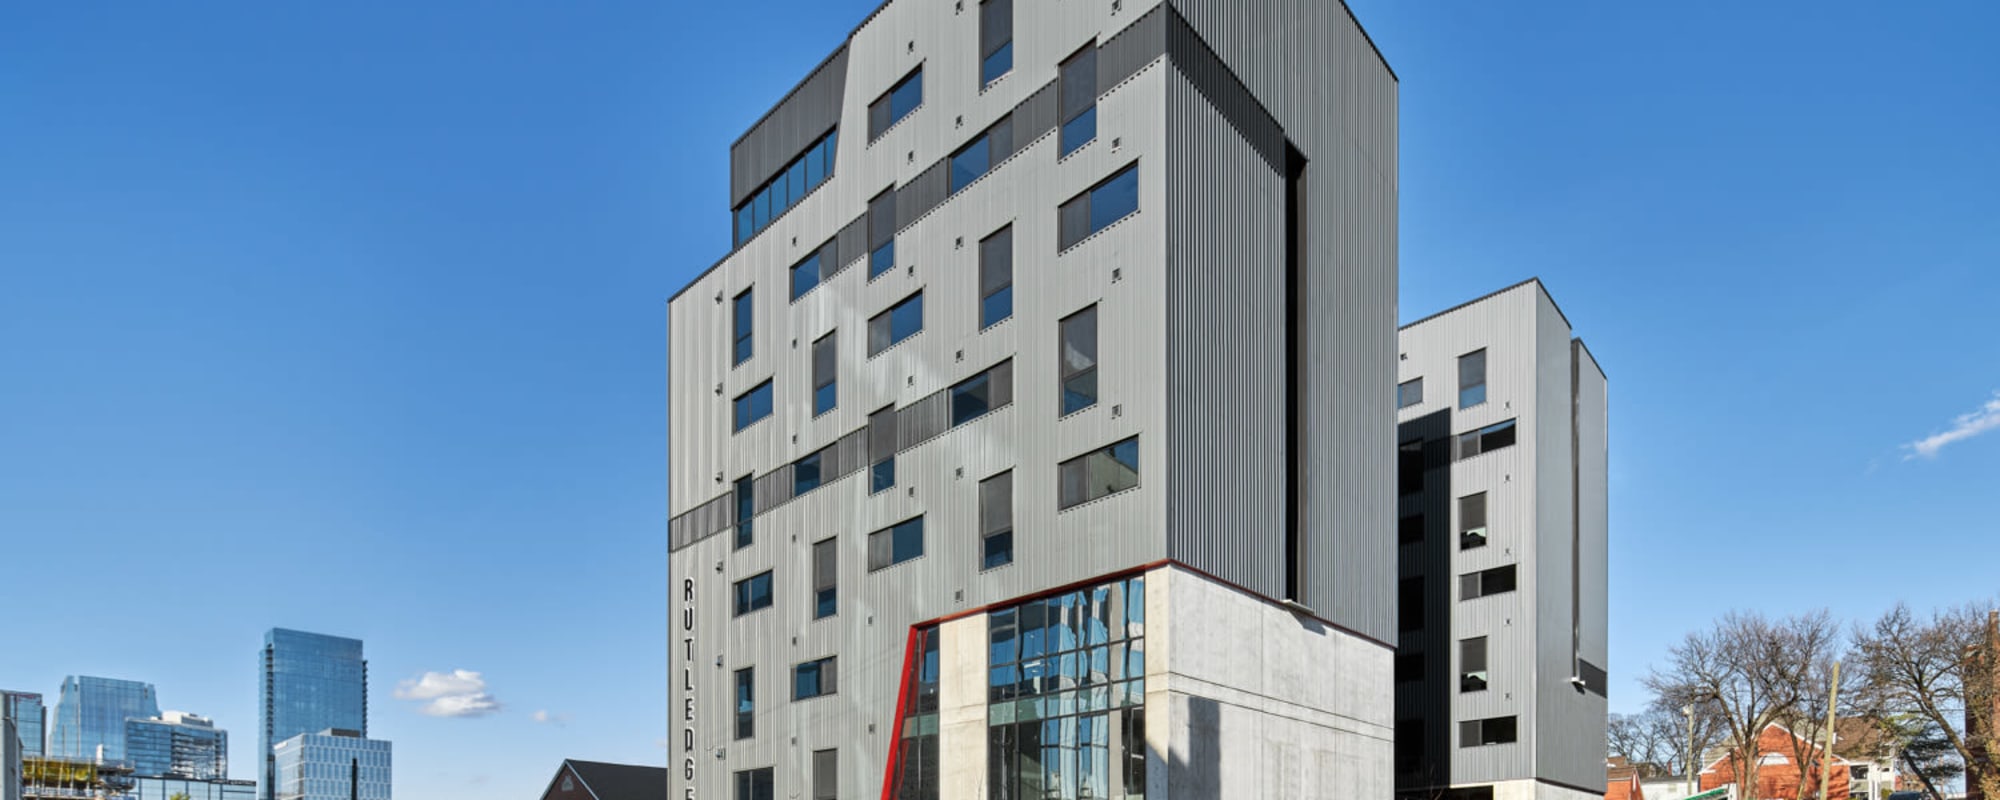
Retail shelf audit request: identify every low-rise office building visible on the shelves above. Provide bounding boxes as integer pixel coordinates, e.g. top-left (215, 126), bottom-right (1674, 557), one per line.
top-left (271, 729), bottom-right (390, 800)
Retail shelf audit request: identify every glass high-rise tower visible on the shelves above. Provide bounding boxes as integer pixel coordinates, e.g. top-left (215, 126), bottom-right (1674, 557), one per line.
top-left (259, 629), bottom-right (367, 800)
top-left (128, 711), bottom-right (229, 779)
top-left (2, 691), bottom-right (45, 758)
top-left (48, 676), bottom-right (160, 764)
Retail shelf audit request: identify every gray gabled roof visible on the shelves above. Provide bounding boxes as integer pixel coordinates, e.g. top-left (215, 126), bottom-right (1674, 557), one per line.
top-left (544, 759), bottom-right (668, 800)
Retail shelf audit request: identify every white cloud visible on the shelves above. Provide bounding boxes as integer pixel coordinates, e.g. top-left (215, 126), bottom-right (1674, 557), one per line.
top-left (1905, 391), bottom-right (2000, 460)
top-left (395, 670), bottom-right (502, 718)
top-left (531, 710), bottom-right (570, 726)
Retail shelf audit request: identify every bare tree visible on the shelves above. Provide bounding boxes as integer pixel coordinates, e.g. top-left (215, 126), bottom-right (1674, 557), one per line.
top-left (1645, 610), bottom-right (1842, 800)
top-left (1766, 616), bottom-right (1848, 800)
top-left (1612, 704), bottom-right (1726, 778)
top-left (1851, 602), bottom-right (1998, 800)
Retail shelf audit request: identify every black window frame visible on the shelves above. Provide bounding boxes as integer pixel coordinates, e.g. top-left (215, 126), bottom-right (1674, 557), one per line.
top-left (867, 516), bottom-right (925, 571)
top-left (979, 470), bottom-right (1014, 570)
top-left (733, 380), bottom-right (774, 432)
top-left (1059, 305), bottom-right (1099, 415)
top-left (1459, 492), bottom-right (1489, 550)
top-left (1459, 564), bottom-right (1518, 601)
top-left (1460, 636), bottom-right (1489, 693)
top-left (734, 475), bottom-right (755, 549)
top-left (734, 767), bottom-right (775, 800)
top-left (732, 288), bottom-right (754, 365)
top-left (811, 536), bottom-right (838, 619)
top-left (1058, 162), bottom-right (1139, 250)
top-left (734, 667), bottom-right (754, 740)
top-left (868, 291), bottom-right (925, 356)
top-left (869, 67), bottom-right (924, 142)
top-left (793, 448), bottom-right (826, 496)
top-left (950, 114), bottom-right (1013, 194)
top-left (1455, 419), bottom-right (1518, 460)
top-left (733, 570), bottom-right (774, 616)
top-left (1458, 716), bottom-right (1518, 748)
top-left (979, 225), bottom-right (1013, 328)
top-left (1057, 435), bottom-right (1140, 510)
top-left (794, 656), bottom-right (838, 700)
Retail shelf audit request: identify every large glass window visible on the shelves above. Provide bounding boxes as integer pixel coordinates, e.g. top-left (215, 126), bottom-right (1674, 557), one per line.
top-left (734, 380), bottom-right (774, 431)
top-left (868, 516), bottom-right (925, 571)
top-left (980, 226), bottom-right (1013, 328)
top-left (734, 476), bottom-right (755, 549)
top-left (980, 471), bottom-right (1014, 570)
top-left (794, 657), bottom-right (838, 700)
top-left (981, 0), bottom-right (1013, 87)
top-left (1459, 565), bottom-right (1518, 600)
top-left (869, 188), bottom-right (898, 279)
top-left (812, 537), bottom-right (837, 619)
top-left (1060, 305), bottom-right (1099, 414)
top-left (734, 668), bottom-right (754, 740)
top-left (1398, 377), bottom-right (1423, 409)
top-left (733, 571), bottom-right (773, 616)
top-left (1058, 163), bottom-right (1138, 250)
top-left (889, 626), bottom-right (941, 800)
top-left (951, 115), bottom-right (1013, 193)
top-left (1460, 637), bottom-right (1489, 693)
top-left (1459, 349), bottom-right (1487, 408)
top-left (1455, 419), bottom-right (1517, 460)
top-left (1059, 44), bottom-right (1099, 157)
top-left (734, 129), bottom-right (838, 247)
top-left (735, 768), bottom-right (775, 800)
top-left (1058, 436), bottom-right (1139, 510)
top-left (985, 575), bottom-right (1147, 800)
top-left (1459, 493), bottom-right (1489, 550)
top-left (813, 331), bottom-right (837, 415)
top-left (732, 289), bottom-right (754, 365)
top-left (870, 67), bottom-right (924, 141)
top-left (869, 292), bottom-right (925, 356)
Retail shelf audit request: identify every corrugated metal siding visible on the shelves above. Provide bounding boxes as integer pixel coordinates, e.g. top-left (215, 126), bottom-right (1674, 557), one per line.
top-left (1166, 0), bottom-right (1399, 644)
top-left (896, 160), bottom-right (947, 230)
top-left (732, 47), bottom-right (852, 207)
top-left (1099, 6), bottom-right (1166, 93)
top-left (1161, 65), bottom-right (1288, 601)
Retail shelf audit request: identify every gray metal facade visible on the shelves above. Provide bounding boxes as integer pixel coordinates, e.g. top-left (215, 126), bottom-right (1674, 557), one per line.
top-left (1392, 279), bottom-right (1610, 797)
top-left (668, 0), bottom-right (1397, 797)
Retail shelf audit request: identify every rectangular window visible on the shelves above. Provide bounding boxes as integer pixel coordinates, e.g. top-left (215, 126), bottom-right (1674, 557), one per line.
top-left (733, 380), bottom-right (774, 431)
top-left (1058, 163), bottom-right (1139, 250)
top-left (1398, 377), bottom-right (1423, 409)
top-left (732, 289), bottom-right (754, 365)
top-left (950, 361), bottom-right (1011, 426)
top-left (868, 405), bottom-right (897, 494)
top-left (869, 67), bottom-right (924, 141)
top-left (1459, 493), bottom-right (1489, 550)
top-left (812, 332), bottom-right (837, 416)
top-left (734, 129), bottom-right (837, 247)
top-left (980, 0), bottom-right (1013, 86)
top-left (734, 767), bottom-right (774, 800)
top-left (794, 657), bottom-right (837, 700)
top-left (1459, 349), bottom-right (1487, 408)
top-left (791, 251), bottom-right (822, 300)
top-left (1398, 514), bottom-right (1424, 545)
top-left (1460, 637), bottom-right (1489, 692)
top-left (1458, 716), bottom-right (1518, 748)
top-left (1399, 577), bottom-right (1425, 631)
top-left (868, 516), bottom-right (924, 571)
top-left (1459, 565), bottom-right (1518, 600)
top-left (734, 668), bottom-right (754, 740)
top-left (1059, 305), bottom-right (1099, 415)
top-left (793, 448), bottom-right (825, 496)
top-left (1058, 435), bottom-right (1139, 510)
top-left (1398, 439), bottom-right (1424, 494)
top-left (734, 476), bottom-right (755, 549)
top-left (868, 291), bottom-right (924, 356)
top-left (868, 187), bottom-right (897, 279)
top-left (979, 226), bottom-right (1013, 328)
top-left (733, 571), bottom-right (773, 616)
top-left (1059, 43), bottom-right (1098, 157)
top-left (813, 749), bottom-right (837, 800)
top-left (984, 576), bottom-right (1144, 800)
top-left (980, 471), bottom-right (1013, 569)
top-left (1455, 419), bottom-right (1518, 460)
top-left (812, 537), bottom-right (837, 619)
top-left (950, 115), bottom-right (1012, 193)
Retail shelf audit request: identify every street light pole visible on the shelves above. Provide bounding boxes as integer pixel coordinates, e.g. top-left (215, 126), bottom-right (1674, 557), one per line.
top-left (1686, 704), bottom-right (1698, 798)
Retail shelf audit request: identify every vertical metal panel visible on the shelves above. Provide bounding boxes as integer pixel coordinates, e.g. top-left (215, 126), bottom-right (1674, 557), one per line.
top-left (1014, 78), bottom-right (1060, 146)
top-left (1161, 66), bottom-right (1288, 600)
top-left (897, 160), bottom-right (948, 229)
top-left (836, 216), bottom-right (869, 272)
top-left (1099, 6), bottom-right (1166, 93)
top-left (732, 47), bottom-right (852, 207)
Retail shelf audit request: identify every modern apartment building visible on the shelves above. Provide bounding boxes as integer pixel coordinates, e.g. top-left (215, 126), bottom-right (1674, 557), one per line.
top-left (1, 692), bottom-right (43, 759)
top-left (1392, 279), bottom-right (1608, 800)
top-left (270, 729), bottom-right (390, 800)
top-left (668, 0), bottom-right (1397, 797)
top-left (3, 708), bottom-right (19, 800)
top-left (260, 629), bottom-right (368, 800)
top-left (127, 711), bottom-right (228, 780)
top-left (47, 676), bottom-right (159, 765)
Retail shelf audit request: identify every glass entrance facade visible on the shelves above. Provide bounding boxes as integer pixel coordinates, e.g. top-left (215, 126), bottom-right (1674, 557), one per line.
top-left (986, 575), bottom-right (1147, 800)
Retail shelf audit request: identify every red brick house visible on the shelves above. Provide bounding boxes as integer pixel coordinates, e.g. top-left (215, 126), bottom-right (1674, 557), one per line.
top-left (1608, 758), bottom-right (1650, 800)
top-left (1700, 723), bottom-right (1853, 800)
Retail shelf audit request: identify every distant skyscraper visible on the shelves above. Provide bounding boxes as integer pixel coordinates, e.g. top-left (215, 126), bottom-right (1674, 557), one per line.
top-left (270, 730), bottom-right (390, 800)
top-left (4, 704), bottom-right (21, 800)
top-left (259, 629), bottom-right (366, 800)
top-left (48, 676), bottom-right (159, 764)
top-left (127, 711), bottom-right (227, 780)
top-left (1, 691), bottom-right (43, 759)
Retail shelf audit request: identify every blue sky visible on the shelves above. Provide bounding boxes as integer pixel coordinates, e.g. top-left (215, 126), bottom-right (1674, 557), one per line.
top-left (1, 1), bottom-right (1995, 797)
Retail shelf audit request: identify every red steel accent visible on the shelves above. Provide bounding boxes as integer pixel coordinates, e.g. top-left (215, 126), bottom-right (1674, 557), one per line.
top-left (878, 625), bottom-right (921, 800)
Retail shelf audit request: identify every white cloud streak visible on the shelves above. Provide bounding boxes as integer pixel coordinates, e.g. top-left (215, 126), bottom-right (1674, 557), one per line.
top-left (395, 670), bottom-right (502, 718)
top-left (1905, 391), bottom-right (2000, 459)
top-left (531, 710), bottom-right (570, 726)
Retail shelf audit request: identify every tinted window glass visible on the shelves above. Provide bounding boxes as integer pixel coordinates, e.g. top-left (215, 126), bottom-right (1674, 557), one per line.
top-left (1060, 305), bottom-right (1099, 414)
top-left (1090, 166), bottom-right (1139, 233)
top-left (794, 450), bottom-right (824, 495)
top-left (1059, 44), bottom-right (1099, 156)
top-left (794, 657), bottom-right (837, 700)
top-left (952, 372), bottom-right (992, 426)
top-left (952, 134), bottom-right (991, 193)
top-left (733, 289), bottom-right (753, 365)
top-left (868, 516), bottom-right (925, 570)
top-left (980, 226), bottom-right (1013, 328)
top-left (812, 332), bottom-right (837, 415)
top-left (733, 571), bottom-right (773, 616)
top-left (792, 252), bottom-right (821, 299)
top-left (981, 0), bottom-right (1013, 85)
top-left (734, 476), bottom-right (754, 549)
top-left (1459, 349), bottom-right (1487, 408)
top-left (1058, 436), bottom-right (1139, 509)
top-left (734, 667), bottom-right (754, 740)
top-left (734, 381), bottom-right (773, 431)
top-left (734, 129), bottom-right (837, 247)
top-left (1398, 378), bottom-right (1423, 409)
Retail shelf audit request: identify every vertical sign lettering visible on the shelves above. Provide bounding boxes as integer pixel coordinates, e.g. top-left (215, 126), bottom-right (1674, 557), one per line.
top-left (682, 575), bottom-right (698, 799)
